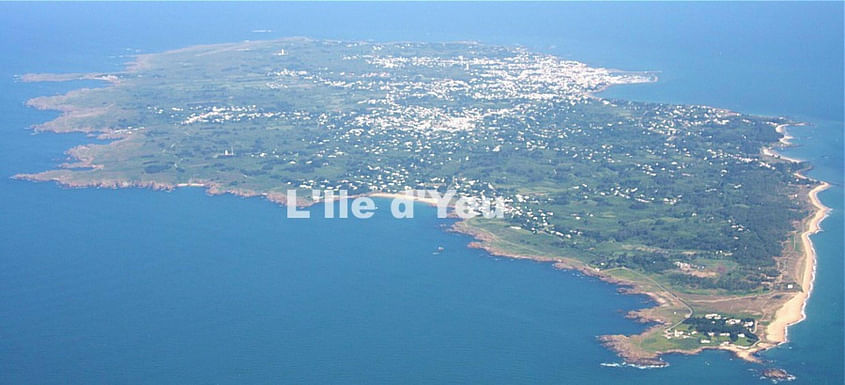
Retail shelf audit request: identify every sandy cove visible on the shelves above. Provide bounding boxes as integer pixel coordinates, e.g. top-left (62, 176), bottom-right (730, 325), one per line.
top-left (760, 123), bottom-right (805, 163)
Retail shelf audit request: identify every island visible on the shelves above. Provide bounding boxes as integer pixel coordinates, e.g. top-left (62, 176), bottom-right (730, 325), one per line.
top-left (16, 38), bottom-right (829, 367)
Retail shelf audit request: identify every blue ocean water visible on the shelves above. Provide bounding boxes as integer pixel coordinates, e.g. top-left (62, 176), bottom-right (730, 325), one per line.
top-left (0, 3), bottom-right (841, 384)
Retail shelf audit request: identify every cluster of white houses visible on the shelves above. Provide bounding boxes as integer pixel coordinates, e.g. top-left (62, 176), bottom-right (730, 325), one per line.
top-left (666, 313), bottom-right (756, 345)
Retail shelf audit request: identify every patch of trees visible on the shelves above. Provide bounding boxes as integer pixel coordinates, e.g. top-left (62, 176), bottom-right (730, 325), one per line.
top-left (143, 164), bottom-right (170, 174)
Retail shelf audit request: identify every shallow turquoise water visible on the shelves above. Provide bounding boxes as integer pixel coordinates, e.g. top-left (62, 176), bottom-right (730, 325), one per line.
top-left (0, 3), bottom-right (841, 384)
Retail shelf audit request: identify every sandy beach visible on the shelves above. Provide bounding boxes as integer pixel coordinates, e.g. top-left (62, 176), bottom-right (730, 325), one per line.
top-left (775, 123), bottom-right (797, 146)
top-left (765, 181), bottom-right (831, 344)
top-left (761, 147), bottom-right (803, 164)
top-left (761, 124), bottom-right (805, 163)
top-left (760, 123), bottom-right (832, 346)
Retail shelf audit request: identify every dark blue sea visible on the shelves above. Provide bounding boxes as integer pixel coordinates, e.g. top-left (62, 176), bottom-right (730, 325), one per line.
top-left (0, 3), bottom-right (841, 384)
